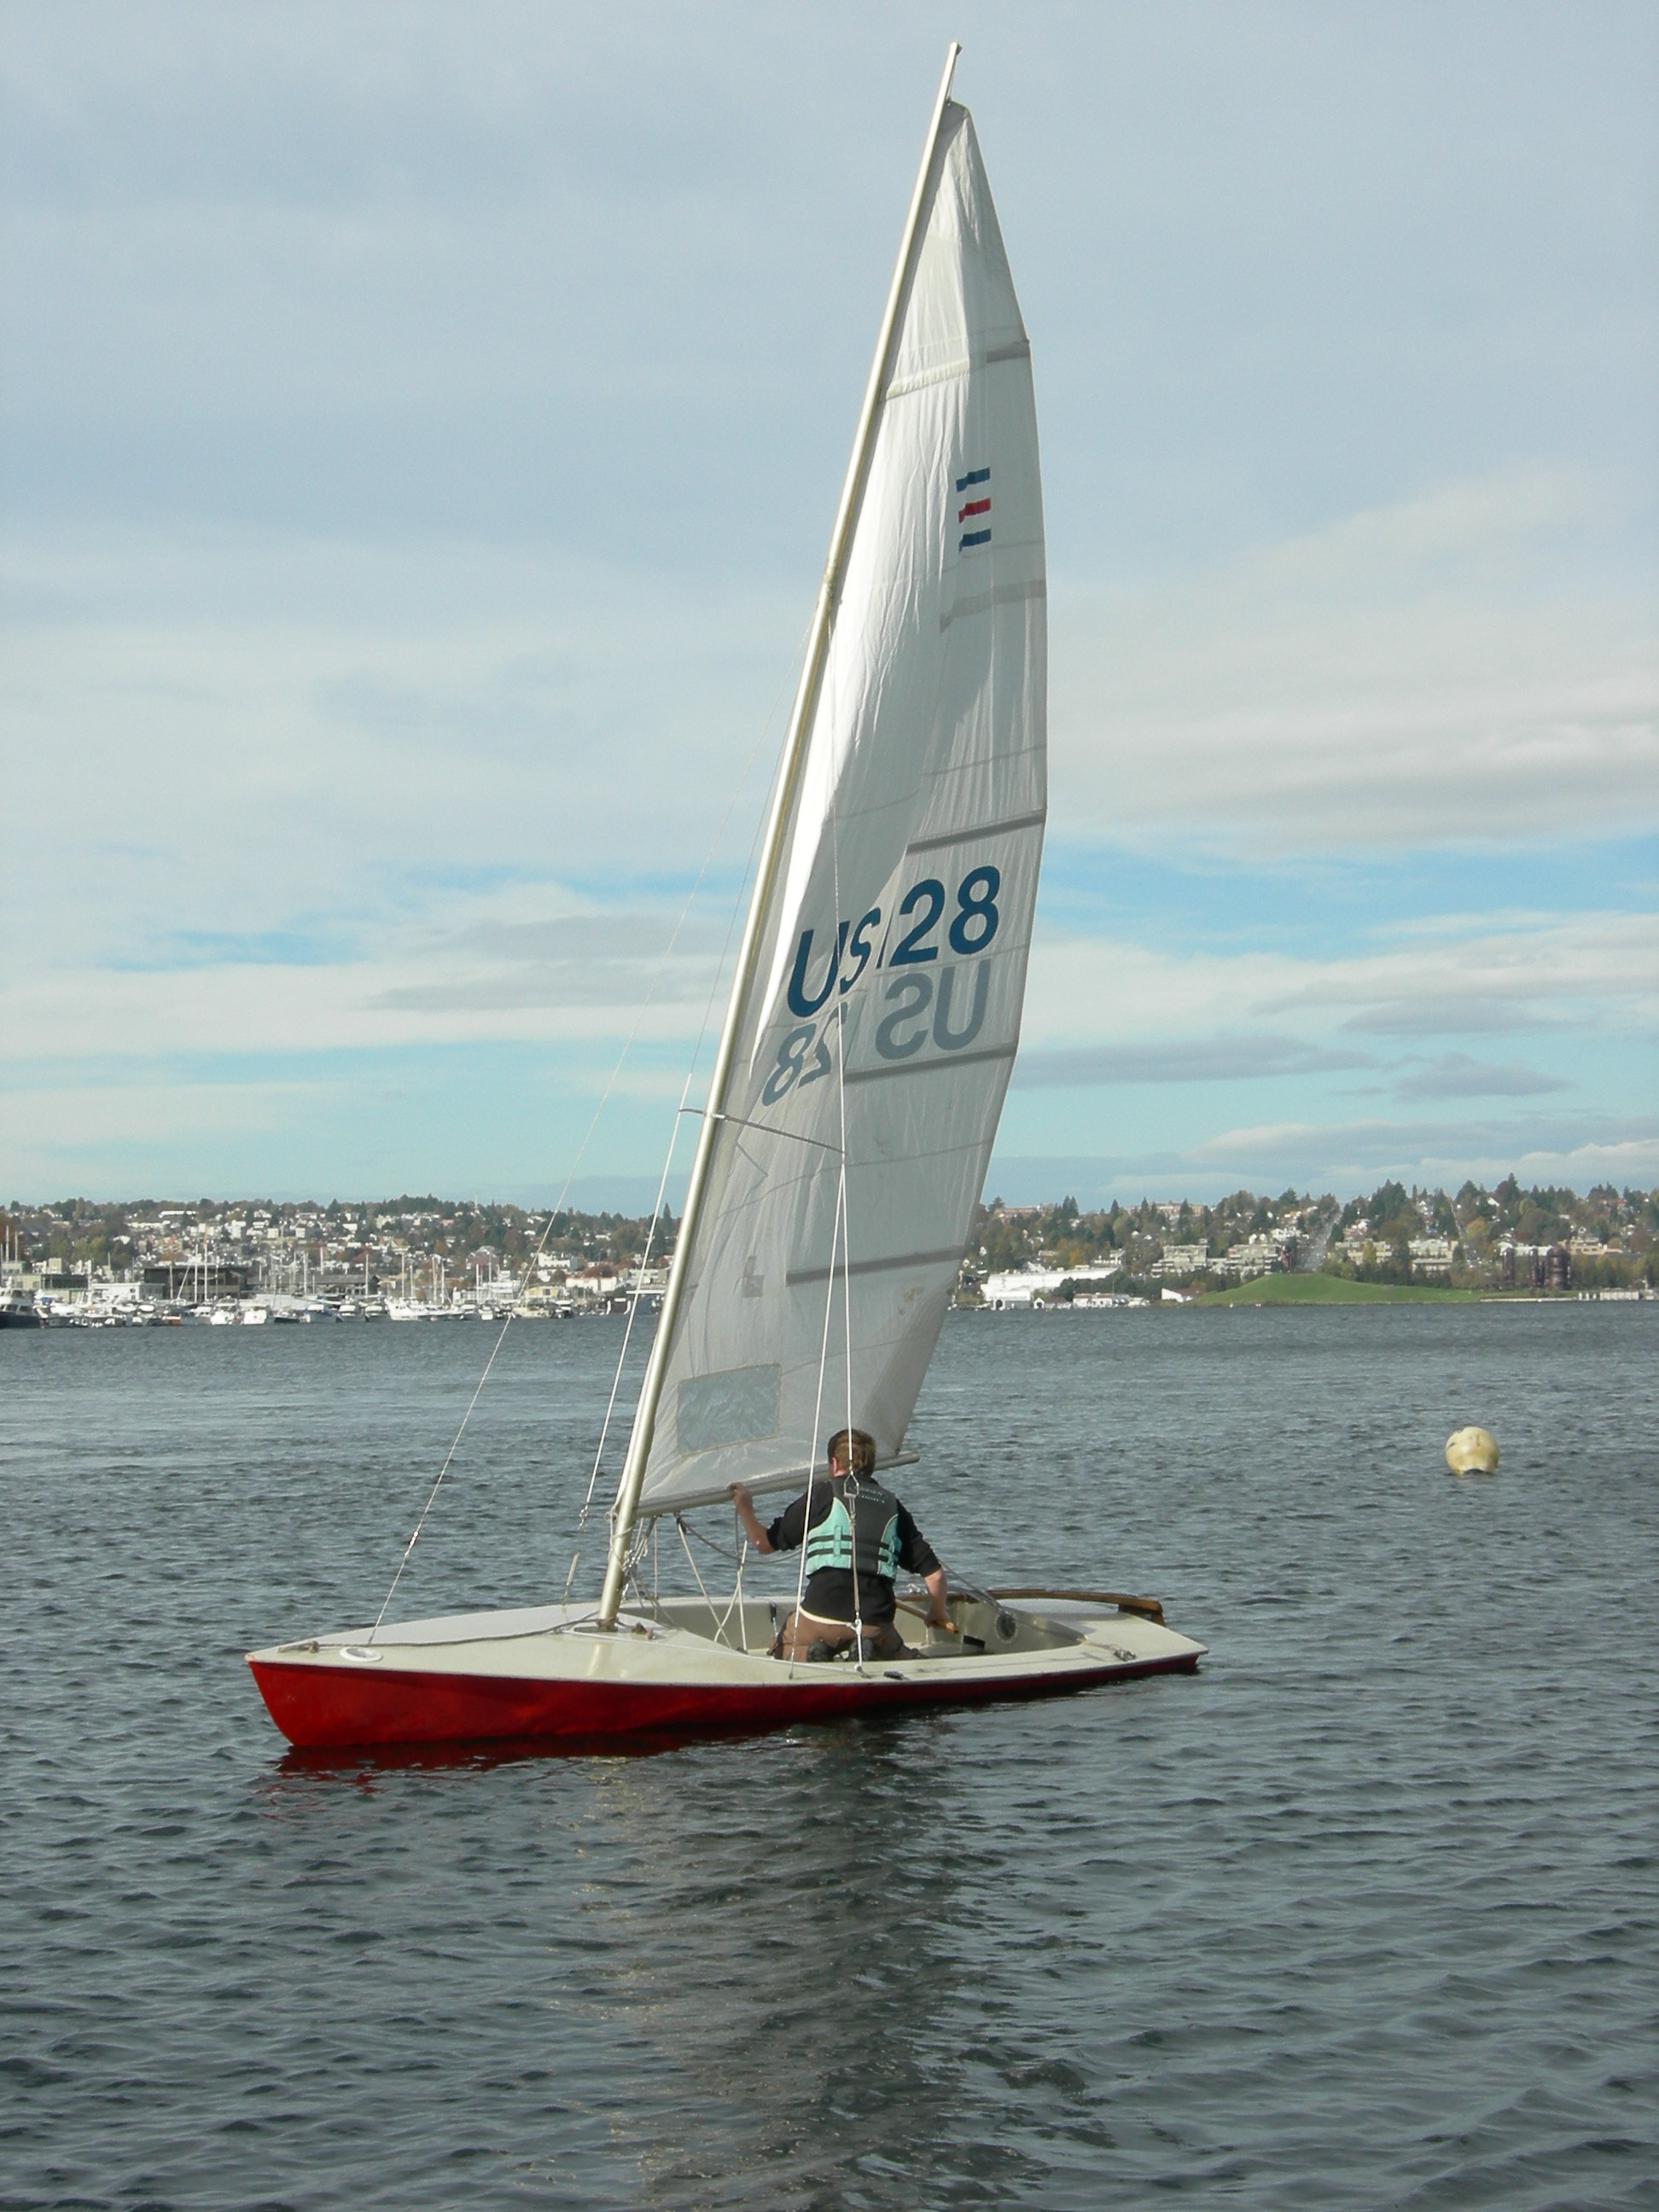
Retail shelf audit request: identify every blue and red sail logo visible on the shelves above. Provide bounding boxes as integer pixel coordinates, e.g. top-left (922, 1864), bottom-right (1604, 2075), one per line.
top-left (956, 466), bottom-right (990, 550)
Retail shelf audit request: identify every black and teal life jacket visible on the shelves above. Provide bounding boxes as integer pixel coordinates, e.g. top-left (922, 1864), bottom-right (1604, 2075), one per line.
top-left (803, 1476), bottom-right (901, 1589)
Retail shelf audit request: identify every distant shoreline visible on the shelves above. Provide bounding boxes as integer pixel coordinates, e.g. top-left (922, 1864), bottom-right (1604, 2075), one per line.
top-left (1194, 1276), bottom-right (1647, 1307)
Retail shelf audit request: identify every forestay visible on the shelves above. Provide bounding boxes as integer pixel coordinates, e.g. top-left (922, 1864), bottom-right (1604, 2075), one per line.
top-left (637, 101), bottom-right (1045, 1516)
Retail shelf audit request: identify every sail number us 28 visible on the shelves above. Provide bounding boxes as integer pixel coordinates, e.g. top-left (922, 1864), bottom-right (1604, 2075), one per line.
top-left (764, 864), bottom-right (1001, 1103)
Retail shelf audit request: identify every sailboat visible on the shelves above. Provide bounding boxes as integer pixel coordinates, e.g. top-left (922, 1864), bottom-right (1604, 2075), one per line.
top-left (247, 48), bottom-right (1204, 1751)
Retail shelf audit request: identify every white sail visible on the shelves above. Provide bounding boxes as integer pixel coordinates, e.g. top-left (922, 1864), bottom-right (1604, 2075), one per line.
top-left (637, 100), bottom-right (1045, 1516)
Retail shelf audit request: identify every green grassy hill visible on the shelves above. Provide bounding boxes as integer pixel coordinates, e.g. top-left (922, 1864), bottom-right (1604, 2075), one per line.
top-left (1197, 1273), bottom-right (1479, 1307)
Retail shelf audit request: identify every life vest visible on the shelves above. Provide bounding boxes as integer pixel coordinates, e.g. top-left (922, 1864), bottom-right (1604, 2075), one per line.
top-left (803, 1477), bottom-right (900, 1587)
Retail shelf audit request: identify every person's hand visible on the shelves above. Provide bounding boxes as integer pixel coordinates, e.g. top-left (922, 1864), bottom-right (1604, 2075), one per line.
top-left (930, 1610), bottom-right (959, 1636)
top-left (729, 1482), bottom-right (752, 1511)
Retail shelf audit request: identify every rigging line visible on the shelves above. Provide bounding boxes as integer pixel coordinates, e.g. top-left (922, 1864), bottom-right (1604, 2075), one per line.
top-left (830, 796), bottom-right (864, 1673)
top-left (562, 775), bottom-right (775, 1558)
top-left (834, 1155), bottom-right (864, 1673)
top-left (720, 1531), bottom-right (749, 1652)
top-left (672, 1516), bottom-right (748, 1650)
top-left (690, 1108), bottom-right (843, 1155)
top-left (732, 1500), bottom-right (749, 1651)
top-left (620, 1521), bottom-right (653, 1614)
top-left (819, 783), bottom-right (863, 1666)
top-left (373, 1021), bottom-right (672, 1641)
top-left (684, 615), bottom-right (812, 1094)
top-left (562, 616), bottom-right (812, 1603)
top-left (674, 1514), bottom-right (743, 1561)
top-left (562, 1076), bottom-right (689, 1604)
top-left (369, 1309), bottom-right (515, 1638)
top-left (370, 624), bottom-right (810, 1642)
top-left (673, 1515), bottom-right (723, 1634)
top-left (788, 1163), bottom-right (846, 1679)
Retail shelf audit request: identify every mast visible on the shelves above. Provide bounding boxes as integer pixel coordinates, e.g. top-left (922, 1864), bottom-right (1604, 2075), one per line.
top-left (597, 41), bottom-right (963, 1625)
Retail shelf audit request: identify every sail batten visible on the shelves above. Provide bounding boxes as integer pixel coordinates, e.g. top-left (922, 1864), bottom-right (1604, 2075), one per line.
top-left (620, 91), bottom-right (1045, 1524)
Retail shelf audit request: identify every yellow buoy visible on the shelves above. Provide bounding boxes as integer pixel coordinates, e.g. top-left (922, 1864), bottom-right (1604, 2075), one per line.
top-left (1446, 1425), bottom-right (1499, 1475)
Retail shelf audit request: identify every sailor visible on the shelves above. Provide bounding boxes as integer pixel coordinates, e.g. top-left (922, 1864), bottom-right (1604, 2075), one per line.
top-left (731, 1426), bottom-right (957, 1661)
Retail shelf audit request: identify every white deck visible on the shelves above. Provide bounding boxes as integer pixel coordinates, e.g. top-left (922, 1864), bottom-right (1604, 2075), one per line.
top-left (252, 1592), bottom-right (1205, 1691)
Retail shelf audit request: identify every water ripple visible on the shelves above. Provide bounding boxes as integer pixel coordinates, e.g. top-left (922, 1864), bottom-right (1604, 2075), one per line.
top-left (2, 1305), bottom-right (1656, 2207)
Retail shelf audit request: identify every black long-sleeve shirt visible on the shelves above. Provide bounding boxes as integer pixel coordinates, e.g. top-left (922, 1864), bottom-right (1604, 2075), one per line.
top-left (765, 1482), bottom-right (940, 1624)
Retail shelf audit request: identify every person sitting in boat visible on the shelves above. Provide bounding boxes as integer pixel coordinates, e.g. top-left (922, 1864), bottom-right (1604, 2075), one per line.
top-left (730, 1426), bottom-right (957, 1661)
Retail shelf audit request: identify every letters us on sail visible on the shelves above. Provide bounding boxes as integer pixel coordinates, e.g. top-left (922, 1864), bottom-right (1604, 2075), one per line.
top-left (637, 100), bottom-right (1046, 1516)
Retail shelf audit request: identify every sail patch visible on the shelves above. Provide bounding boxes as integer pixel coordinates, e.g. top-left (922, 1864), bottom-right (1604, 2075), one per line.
top-left (677, 1364), bottom-right (781, 1456)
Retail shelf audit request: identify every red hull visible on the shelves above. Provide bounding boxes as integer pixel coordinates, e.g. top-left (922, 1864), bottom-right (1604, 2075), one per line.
top-left (248, 1650), bottom-right (1197, 1752)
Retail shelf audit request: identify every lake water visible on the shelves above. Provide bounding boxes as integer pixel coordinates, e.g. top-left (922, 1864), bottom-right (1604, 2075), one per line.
top-left (3, 1304), bottom-right (1656, 2209)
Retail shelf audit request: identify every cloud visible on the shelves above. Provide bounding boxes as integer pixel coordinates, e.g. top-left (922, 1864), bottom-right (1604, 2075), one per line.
top-left (444, 914), bottom-right (720, 963)
top-left (369, 961), bottom-right (713, 1016)
top-left (0, 877), bottom-right (734, 1062)
top-left (111, 926), bottom-right (357, 974)
top-left (1014, 1033), bottom-right (1373, 1088)
top-left (1022, 909), bottom-right (1659, 1054)
top-left (1180, 1114), bottom-right (1659, 1191)
top-left (1189, 1113), bottom-right (1604, 1169)
top-left (0, 527), bottom-right (795, 969)
top-left (3, 11), bottom-right (1653, 1198)
top-left (0, 1068), bottom-right (336, 1202)
top-left (989, 909), bottom-right (1655, 1201)
top-left (1051, 468), bottom-right (1658, 856)
top-left (365, 904), bottom-right (729, 1014)
top-left (1341, 996), bottom-right (1573, 1038)
top-left (987, 1121), bottom-right (1659, 1208)
top-left (1393, 1052), bottom-right (1571, 1100)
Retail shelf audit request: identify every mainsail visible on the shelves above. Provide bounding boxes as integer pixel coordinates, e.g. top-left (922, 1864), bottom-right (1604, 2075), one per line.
top-left (616, 79), bottom-right (1045, 1537)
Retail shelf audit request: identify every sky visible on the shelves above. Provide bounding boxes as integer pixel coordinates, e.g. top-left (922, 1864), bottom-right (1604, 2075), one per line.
top-left (3, 0), bottom-right (1656, 1208)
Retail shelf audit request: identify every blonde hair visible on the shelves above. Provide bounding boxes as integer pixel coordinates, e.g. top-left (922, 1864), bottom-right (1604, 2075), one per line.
top-left (826, 1427), bottom-right (876, 1477)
